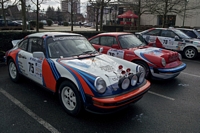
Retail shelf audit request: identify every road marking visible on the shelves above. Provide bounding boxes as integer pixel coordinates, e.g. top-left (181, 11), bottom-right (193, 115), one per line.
top-left (0, 88), bottom-right (60, 133)
top-left (148, 91), bottom-right (175, 101)
top-left (181, 72), bottom-right (200, 78)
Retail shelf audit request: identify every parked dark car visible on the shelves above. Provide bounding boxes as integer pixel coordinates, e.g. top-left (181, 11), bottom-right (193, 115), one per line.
top-left (0, 19), bottom-right (21, 26)
top-left (177, 28), bottom-right (200, 39)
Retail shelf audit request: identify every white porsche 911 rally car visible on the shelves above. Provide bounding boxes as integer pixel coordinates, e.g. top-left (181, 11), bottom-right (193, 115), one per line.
top-left (5, 32), bottom-right (150, 116)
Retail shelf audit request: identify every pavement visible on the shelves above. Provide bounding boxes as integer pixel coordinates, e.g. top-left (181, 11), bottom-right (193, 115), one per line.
top-left (39, 24), bottom-right (97, 32)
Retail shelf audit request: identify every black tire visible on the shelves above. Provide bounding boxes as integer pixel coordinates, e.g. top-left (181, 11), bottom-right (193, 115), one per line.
top-left (134, 60), bottom-right (151, 79)
top-left (8, 59), bottom-right (20, 83)
top-left (58, 81), bottom-right (83, 116)
top-left (184, 47), bottom-right (197, 59)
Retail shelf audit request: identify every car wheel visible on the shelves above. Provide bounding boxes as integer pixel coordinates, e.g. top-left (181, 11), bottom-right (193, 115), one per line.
top-left (134, 60), bottom-right (151, 79)
top-left (58, 81), bottom-right (83, 116)
top-left (184, 47), bottom-right (197, 59)
top-left (8, 59), bottom-right (20, 83)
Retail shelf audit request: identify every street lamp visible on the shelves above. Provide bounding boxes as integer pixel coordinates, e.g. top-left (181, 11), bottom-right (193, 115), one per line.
top-left (182, 0), bottom-right (189, 26)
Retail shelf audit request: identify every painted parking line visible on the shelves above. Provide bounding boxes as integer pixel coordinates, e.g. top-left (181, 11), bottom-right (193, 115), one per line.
top-left (181, 72), bottom-right (200, 78)
top-left (148, 91), bottom-right (175, 101)
top-left (0, 88), bottom-right (60, 133)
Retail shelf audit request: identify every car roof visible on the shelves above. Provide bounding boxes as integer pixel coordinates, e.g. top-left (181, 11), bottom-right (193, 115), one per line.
top-left (97, 32), bottom-right (132, 36)
top-left (177, 28), bottom-right (195, 31)
top-left (27, 32), bottom-right (81, 38)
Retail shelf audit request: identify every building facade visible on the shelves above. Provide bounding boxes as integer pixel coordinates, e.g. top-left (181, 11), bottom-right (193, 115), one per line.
top-left (98, 0), bottom-right (200, 27)
top-left (61, 0), bottom-right (80, 14)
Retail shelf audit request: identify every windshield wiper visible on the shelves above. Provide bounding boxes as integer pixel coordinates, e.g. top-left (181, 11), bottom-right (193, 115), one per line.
top-left (83, 50), bottom-right (96, 54)
top-left (71, 50), bottom-right (97, 57)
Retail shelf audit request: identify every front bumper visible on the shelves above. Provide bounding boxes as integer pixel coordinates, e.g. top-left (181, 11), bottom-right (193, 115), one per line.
top-left (84, 80), bottom-right (151, 114)
top-left (151, 63), bottom-right (186, 79)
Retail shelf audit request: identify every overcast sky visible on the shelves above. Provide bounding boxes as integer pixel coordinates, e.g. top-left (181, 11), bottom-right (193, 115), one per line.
top-left (40, 0), bottom-right (88, 14)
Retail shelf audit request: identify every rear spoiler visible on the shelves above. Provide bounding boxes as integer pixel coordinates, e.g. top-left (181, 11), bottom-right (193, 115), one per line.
top-left (11, 39), bottom-right (21, 47)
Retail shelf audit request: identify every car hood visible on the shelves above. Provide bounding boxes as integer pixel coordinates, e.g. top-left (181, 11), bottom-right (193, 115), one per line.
top-left (132, 47), bottom-right (179, 63)
top-left (58, 54), bottom-right (136, 85)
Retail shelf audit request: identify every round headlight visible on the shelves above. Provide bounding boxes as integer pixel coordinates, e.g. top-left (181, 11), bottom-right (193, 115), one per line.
top-left (94, 77), bottom-right (107, 93)
top-left (138, 72), bottom-right (145, 83)
top-left (119, 77), bottom-right (130, 90)
top-left (129, 74), bottom-right (138, 86)
top-left (178, 53), bottom-right (182, 61)
top-left (161, 58), bottom-right (166, 67)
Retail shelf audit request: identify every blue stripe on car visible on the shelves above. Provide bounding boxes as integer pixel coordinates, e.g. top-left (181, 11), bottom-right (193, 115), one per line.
top-left (46, 59), bottom-right (60, 80)
top-left (157, 63), bottom-right (186, 73)
top-left (57, 61), bottom-right (86, 103)
top-left (15, 52), bottom-right (21, 73)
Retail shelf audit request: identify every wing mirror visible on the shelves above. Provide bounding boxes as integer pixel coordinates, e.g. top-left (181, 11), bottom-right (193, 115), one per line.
top-left (98, 47), bottom-right (103, 53)
top-left (33, 52), bottom-right (45, 59)
top-left (174, 36), bottom-right (180, 41)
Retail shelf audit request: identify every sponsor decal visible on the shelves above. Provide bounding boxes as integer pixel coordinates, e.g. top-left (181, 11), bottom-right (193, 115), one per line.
top-left (100, 65), bottom-right (115, 72)
top-left (53, 36), bottom-right (84, 41)
top-left (18, 54), bottom-right (27, 59)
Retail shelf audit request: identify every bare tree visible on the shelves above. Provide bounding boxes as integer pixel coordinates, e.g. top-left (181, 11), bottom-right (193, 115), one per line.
top-left (144, 0), bottom-right (200, 27)
top-left (0, 0), bottom-right (18, 26)
top-left (31, 0), bottom-right (44, 31)
top-left (89, 0), bottom-right (111, 31)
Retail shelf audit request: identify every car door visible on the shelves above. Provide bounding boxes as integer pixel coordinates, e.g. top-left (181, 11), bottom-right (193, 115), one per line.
top-left (157, 30), bottom-right (178, 50)
top-left (26, 37), bottom-right (45, 85)
top-left (17, 39), bottom-right (30, 77)
top-left (142, 29), bottom-right (161, 45)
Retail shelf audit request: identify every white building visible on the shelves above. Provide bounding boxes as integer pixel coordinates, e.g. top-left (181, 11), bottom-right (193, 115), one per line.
top-left (61, 0), bottom-right (80, 14)
top-left (104, 0), bottom-right (200, 27)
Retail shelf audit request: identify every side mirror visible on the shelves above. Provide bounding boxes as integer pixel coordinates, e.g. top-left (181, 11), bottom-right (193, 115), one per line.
top-left (98, 47), bottom-right (103, 53)
top-left (174, 36), bottom-right (180, 41)
top-left (111, 44), bottom-right (120, 49)
top-left (33, 52), bottom-right (45, 59)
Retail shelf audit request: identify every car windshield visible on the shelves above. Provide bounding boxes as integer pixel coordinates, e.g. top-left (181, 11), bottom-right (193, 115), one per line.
top-left (47, 36), bottom-right (97, 58)
top-left (193, 30), bottom-right (200, 37)
top-left (118, 34), bottom-right (144, 49)
top-left (173, 29), bottom-right (191, 39)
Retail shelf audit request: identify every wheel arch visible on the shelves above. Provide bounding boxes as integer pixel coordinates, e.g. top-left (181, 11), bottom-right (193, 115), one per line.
top-left (183, 46), bottom-right (198, 52)
top-left (6, 56), bottom-right (14, 64)
top-left (56, 77), bottom-right (86, 102)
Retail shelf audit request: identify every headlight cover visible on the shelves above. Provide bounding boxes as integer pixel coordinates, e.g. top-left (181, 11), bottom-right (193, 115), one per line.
top-left (161, 58), bottom-right (166, 67)
top-left (178, 53), bottom-right (182, 61)
top-left (119, 77), bottom-right (130, 90)
top-left (129, 74), bottom-right (138, 86)
top-left (94, 77), bottom-right (107, 93)
top-left (138, 72), bottom-right (145, 83)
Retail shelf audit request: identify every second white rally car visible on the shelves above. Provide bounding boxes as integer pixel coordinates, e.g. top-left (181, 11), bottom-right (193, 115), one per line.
top-left (136, 27), bottom-right (200, 59)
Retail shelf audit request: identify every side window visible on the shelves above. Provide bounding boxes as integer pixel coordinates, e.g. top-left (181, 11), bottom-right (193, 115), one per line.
top-left (184, 31), bottom-right (197, 38)
top-left (160, 30), bottom-right (175, 38)
top-left (18, 39), bottom-right (28, 50)
top-left (145, 29), bottom-right (161, 36)
top-left (28, 38), bottom-right (44, 53)
top-left (100, 36), bottom-right (116, 47)
top-left (89, 37), bottom-right (99, 44)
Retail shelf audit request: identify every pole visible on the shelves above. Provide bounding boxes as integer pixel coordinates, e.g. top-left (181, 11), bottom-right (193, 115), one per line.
top-left (182, 0), bottom-right (187, 26)
top-left (36, 0), bottom-right (39, 32)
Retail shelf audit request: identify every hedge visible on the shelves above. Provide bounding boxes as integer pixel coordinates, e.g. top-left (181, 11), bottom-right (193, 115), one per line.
top-left (0, 31), bottom-right (102, 54)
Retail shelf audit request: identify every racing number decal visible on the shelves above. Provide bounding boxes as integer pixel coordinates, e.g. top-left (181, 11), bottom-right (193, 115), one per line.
top-left (109, 52), bottom-right (115, 56)
top-left (28, 62), bottom-right (34, 73)
top-left (107, 49), bottom-right (124, 59)
top-left (28, 57), bottom-right (43, 80)
top-left (163, 39), bottom-right (168, 45)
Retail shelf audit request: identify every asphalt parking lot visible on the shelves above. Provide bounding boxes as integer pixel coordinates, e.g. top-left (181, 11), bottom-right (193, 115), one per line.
top-left (0, 58), bottom-right (200, 133)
